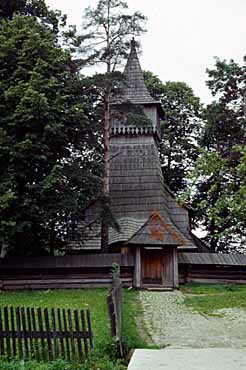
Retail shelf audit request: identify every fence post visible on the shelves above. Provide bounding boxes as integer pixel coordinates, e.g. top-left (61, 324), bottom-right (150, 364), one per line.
top-left (107, 272), bottom-right (123, 357)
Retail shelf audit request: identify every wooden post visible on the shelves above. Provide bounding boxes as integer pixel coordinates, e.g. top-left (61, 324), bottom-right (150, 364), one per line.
top-left (173, 247), bottom-right (179, 288)
top-left (134, 247), bottom-right (141, 288)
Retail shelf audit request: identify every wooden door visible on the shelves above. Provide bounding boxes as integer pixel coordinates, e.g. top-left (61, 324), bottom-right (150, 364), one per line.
top-left (141, 249), bottom-right (163, 285)
top-left (141, 247), bottom-right (176, 287)
top-left (162, 248), bottom-right (174, 287)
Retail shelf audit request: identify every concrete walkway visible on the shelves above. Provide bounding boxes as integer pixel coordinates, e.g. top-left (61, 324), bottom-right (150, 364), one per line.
top-left (128, 348), bottom-right (246, 370)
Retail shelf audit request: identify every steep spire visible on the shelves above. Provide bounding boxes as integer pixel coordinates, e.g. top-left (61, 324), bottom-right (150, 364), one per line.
top-left (122, 39), bottom-right (157, 105)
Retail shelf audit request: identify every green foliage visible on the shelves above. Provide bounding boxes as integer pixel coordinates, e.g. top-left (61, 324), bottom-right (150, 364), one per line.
top-left (183, 56), bottom-right (246, 252)
top-left (144, 71), bottom-right (203, 194)
top-left (184, 145), bottom-right (246, 252)
top-left (0, 14), bottom-right (101, 255)
top-left (0, 0), bottom-right (63, 33)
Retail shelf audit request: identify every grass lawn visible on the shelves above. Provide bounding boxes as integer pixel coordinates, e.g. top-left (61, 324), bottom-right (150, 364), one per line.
top-left (181, 283), bottom-right (246, 315)
top-left (0, 288), bottom-right (146, 369)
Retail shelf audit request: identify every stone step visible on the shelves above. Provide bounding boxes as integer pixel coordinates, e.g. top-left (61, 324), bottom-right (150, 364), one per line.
top-left (145, 286), bottom-right (173, 292)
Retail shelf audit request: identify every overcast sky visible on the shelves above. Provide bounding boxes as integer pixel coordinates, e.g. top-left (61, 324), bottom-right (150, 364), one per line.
top-left (47, 0), bottom-right (246, 104)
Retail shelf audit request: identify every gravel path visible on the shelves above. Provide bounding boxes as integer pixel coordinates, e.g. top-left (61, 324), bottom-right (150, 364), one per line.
top-left (140, 290), bottom-right (246, 348)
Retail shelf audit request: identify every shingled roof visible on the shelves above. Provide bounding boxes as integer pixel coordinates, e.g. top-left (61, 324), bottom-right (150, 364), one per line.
top-left (121, 39), bottom-right (158, 105)
top-left (127, 211), bottom-right (188, 246)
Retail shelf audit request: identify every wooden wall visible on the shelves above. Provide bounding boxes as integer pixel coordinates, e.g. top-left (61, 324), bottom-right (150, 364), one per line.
top-left (0, 254), bottom-right (134, 290)
top-left (1, 252), bottom-right (246, 290)
top-left (179, 264), bottom-right (246, 285)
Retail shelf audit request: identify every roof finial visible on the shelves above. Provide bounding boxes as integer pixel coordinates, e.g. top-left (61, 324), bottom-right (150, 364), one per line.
top-left (130, 37), bottom-right (137, 52)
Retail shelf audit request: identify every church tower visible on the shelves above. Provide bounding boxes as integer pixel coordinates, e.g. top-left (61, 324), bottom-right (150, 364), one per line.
top-left (107, 40), bottom-right (197, 287)
top-left (70, 40), bottom-right (202, 288)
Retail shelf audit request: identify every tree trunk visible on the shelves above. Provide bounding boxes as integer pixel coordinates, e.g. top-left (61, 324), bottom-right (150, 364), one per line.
top-left (103, 94), bottom-right (110, 195)
top-left (101, 1), bottom-right (111, 253)
top-left (101, 93), bottom-right (110, 253)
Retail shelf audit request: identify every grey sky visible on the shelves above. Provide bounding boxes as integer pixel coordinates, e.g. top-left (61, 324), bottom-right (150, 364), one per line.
top-left (47, 0), bottom-right (246, 104)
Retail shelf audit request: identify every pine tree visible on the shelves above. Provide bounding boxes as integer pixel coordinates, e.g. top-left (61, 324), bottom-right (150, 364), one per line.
top-left (81, 0), bottom-right (147, 251)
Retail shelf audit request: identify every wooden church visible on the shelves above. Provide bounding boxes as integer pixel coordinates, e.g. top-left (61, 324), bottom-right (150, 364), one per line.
top-left (69, 40), bottom-right (209, 289)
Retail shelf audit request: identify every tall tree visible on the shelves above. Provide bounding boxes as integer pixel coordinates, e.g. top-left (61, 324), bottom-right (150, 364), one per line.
top-left (0, 14), bottom-right (100, 256)
top-left (183, 57), bottom-right (246, 252)
top-left (0, 0), bottom-right (61, 32)
top-left (144, 71), bottom-right (203, 193)
top-left (81, 0), bottom-right (146, 250)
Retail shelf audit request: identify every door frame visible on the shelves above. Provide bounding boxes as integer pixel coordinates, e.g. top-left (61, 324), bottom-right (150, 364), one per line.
top-left (133, 246), bottom-right (179, 288)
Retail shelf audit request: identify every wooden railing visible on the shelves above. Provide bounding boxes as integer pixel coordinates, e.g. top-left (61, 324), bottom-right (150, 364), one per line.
top-left (107, 277), bottom-right (123, 356)
top-left (0, 306), bottom-right (93, 361)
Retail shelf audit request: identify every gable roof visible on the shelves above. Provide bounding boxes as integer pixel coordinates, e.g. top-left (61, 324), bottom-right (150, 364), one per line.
top-left (126, 211), bottom-right (188, 246)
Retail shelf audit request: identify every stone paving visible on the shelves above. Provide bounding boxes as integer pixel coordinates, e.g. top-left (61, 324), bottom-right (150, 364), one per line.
top-left (140, 290), bottom-right (246, 348)
top-left (128, 291), bottom-right (246, 370)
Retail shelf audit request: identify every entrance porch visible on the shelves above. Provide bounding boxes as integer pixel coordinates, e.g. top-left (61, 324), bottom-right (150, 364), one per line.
top-left (133, 246), bottom-right (179, 289)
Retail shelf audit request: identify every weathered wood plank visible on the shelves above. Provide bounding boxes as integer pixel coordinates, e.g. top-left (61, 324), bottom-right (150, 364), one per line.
top-left (63, 309), bottom-right (70, 361)
top-left (0, 308), bottom-right (4, 356)
top-left (80, 309), bottom-right (88, 355)
top-left (10, 307), bottom-right (17, 357)
top-left (134, 247), bottom-right (141, 288)
top-left (57, 308), bottom-right (65, 358)
top-left (16, 307), bottom-right (23, 359)
top-left (21, 307), bottom-right (29, 358)
top-left (37, 307), bottom-right (46, 360)
top-left (31, 307), bottom-right (40, 361)
top-left (4, 307), bottom-right (11, 357)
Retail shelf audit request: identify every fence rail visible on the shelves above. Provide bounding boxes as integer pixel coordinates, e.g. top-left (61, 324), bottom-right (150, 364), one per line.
top-left (0, 306), bottom-right (93, 361)
top-left (107, 277), bottom-right (123, 356)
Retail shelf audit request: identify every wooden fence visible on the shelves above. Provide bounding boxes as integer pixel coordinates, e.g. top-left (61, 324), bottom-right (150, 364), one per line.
top-left (178, 253), bottom-right (246, 285)
top-left (0, 254), bottom-right (134, 290)
top-left (0, 306), bottom-right (93, 361)
top-left (107, 277), bottom-right (123, 356)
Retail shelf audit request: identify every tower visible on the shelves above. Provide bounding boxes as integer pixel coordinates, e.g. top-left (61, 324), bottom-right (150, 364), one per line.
top-left (107, 40), bottom-right (197, 287)
top-left (70, 40), bottom-right (203, 288)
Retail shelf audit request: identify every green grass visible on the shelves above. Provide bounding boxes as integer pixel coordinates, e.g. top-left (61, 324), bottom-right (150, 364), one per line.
top-left (180, 283), bottom-right (246, 315)
top-left (0, 289), bottom-right (110, 351)
top-left (122, 290), bottom-right (147, 350)
top-left (0, 288), bottom-right (145, 369)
